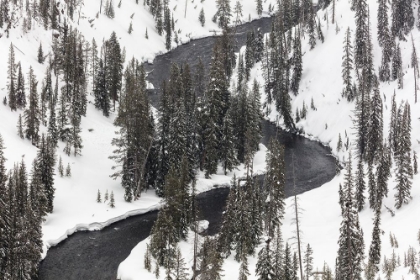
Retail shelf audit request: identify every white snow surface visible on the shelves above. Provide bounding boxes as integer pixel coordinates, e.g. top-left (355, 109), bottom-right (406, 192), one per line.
top-left (0, 0), bottom-right (275, 259)
top-left (118, 0), bottom-right (420, 279)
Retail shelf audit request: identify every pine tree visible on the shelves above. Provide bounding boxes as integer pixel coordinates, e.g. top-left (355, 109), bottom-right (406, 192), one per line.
top-left (106, 0), bottom-right (115, 18)
top-left (199, 8), bottom-right (205, 27)
top-left (255, 240), bottom-right (273, 280)
top-left (238, 255), bottom-right (250, 280)
top-left (376, 143), bottom-right (390, 204)
top-left (220, 110), bottom-right (238, 175)
top-left (256, 0), bottom-right (263, 16)
top-left (7, 43), bottom-right (17, 111)
top-left (128, 21), bottom-right (133, 34)
top-left (342, 28), bottom-right (354, 101)
top-left (110, 59), bottom-right (153, 199)
top-left (366, 80), bottom-right (383, 164)
top-left (24, 67), bottom-right (40, 145)
top-left (173, 247), bottom-right (188, 280)
top-left (367, 209), bottom-right (381, 277)
top-left (303, 244), bottom-right (314, 280)
top-left (337, 133), bottom-right (343, 152)
top-left (216, 0), bottom-right (231, 30)
top-left (105, 32), bottom-right (123, 110)
top-left (392, 44), bottom-right (403, 85)
top-left (38, 43), bottom-right (44, 64)
top-left (144, 243), bottom-right (152, 272)
top-left (97, 189), bottom-right (102, 203)
top-left (377, 0), bottom-right (390, 47)
top-left (308, 2), bottom-right (316, 50)
top-left (17, 114), bottom-right (24, 139)
top-left (0, 135), bottom-right (8, 280)
top-left (264, 138), bottom-right (285, 237)
top-left (317, 17), bottom-right (324, 43)
top-left (336, 151), bottom-right (364, 280)
top-left (355, 155), bottom-right (366, 212)
top-left (16, 63), bottom-right (26, 109)
top-left (36, 134), bottom-right (56, 213)
top-left (109, 191), bottom-right (115, 207)
top-left (291, 29), bottom-right (302, 95)
top-left (414, 151), bottom-right (418, 174)
top-left (164, 5), bottom-right (171, 50)
top-left (283, 242), bottom-right (293, 280)
top-left (58, 156), bottom-right (63, 177)
top-left (394, 102), bottom-right (412, 209)
top-left (66, 163), bottom-right (71, 177)
top-left (354, 0), bottom-right (368, 68)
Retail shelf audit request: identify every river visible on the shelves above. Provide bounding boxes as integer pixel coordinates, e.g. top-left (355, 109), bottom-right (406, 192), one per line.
top-left (38, 16), bottom-right (336, 280)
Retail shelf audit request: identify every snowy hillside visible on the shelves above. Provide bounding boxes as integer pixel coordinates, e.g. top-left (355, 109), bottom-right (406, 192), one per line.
top-left (118, 0), bottom-right (420, 279)
top-left (0, 0), bottom-right (275, 259)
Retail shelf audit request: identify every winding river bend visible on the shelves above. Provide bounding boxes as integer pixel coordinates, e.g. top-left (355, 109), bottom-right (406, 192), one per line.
top-left (38, 17), bottom-right (336, 280)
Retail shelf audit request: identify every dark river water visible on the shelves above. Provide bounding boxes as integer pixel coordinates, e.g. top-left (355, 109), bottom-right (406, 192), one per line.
top-left (38, 16), bottom-right (336, 280)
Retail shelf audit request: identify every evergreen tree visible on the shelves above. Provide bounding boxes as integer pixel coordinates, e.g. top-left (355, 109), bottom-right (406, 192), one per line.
top-left (271, 227), bottom-right (284, 279)
top-left (173, 247), bottom-right (188, 280)
top-left (303, 244), bottom-right (314, 280)
top-left (97, 189), bottom-right (102, 203)
top-left (354, 0), bottom-right (368, 68)
top-left (24, 67), bottom-right (40, 145)
top-left (238, 255), bottom-right (250, 280)
top-left (264, 138), bottom-right (285, 237)
top-left (110, 60), bottom-right (153, 199)
top-left (255, 29), bottom-right (264, 63)
top-left (394, 102), bottom-right (412, 209)
top-left (367, 209), bottom-right (381, 277)
top-left (256, 0), bottom-right (263, 16)
top-left (336, 151), bottom-right (364, 280)
top-left (128, 21), bottom-right (133, 34)
top-left (283, 242), bottom-right (293, 280)
top-left (144, 244), bottom-right (152, 272)
top-left (16, 63), bottom-right (26, 109)
top-left (164, 5), bottom-right (171, 50)
top-left (354, 71), bottom-right (370, 159)
top-left (368, 162), bottom-right (377, 209)
top-left (342, 28), bottom-right (354, 101)
top-left (36, 134), bottom-right (56, 213)
top-left (17, 114), bottom-right (24, 139)
top-left (58, 156), bottom-right (63, 177)
top-left (38, 43), bottom-right (44, 64)
top-left (377, 0), bottom-right (390, 47)
top-left (414, 151), bottom-right (418, 175)
top-left (376, 143), bottom-right (391, 204)
top-left (0, 135), bottom-right (8, 280)
top-left (7, 42), bottom-right (16, 111)
top-left (245, 31), bottom-right (255, 81)
top-left (317, 17), bottom-right (324, 43)
top-left (308, 2), bottom-right (316, 50)
top-left (291, 29), bottom-right (302, 95)
top-left (105, 32), bottom-right (123, 110)
top-left (66, 163), bottom-right (71, 177)
top-left (109, 191), bottom-right (115, 207)
top-left (105, 0), bottom-right (115, 18)
top-left (255, 240), bottom-right (273, 280)
top-left (199, 8), bottom-right (205, 26)
top-left (220, 110), bottom-right (238, 175)
top-left (216, 0), bottom-right (231, 30)
top-left (366, 80), bottom-right (383, 164)
top-left (392, 44), bottom-right (403, 87)
top-left (94, 59), bottom-right (110, 116)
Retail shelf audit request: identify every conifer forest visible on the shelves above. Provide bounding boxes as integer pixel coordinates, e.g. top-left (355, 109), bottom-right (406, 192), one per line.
top-left (0, 0), bottom-right (420, 279)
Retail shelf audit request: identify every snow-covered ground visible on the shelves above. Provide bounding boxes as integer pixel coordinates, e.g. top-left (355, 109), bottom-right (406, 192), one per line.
top-left (0, 0), bottom-right (275, 259)
top-left (117, 0), bottom-right (420, 279)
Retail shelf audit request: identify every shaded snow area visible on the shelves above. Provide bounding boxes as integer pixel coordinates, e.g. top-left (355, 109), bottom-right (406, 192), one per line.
top-left (0, 0), bottom-right (275, 259)
top-left (117, 0), bottom-right (420, 280)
